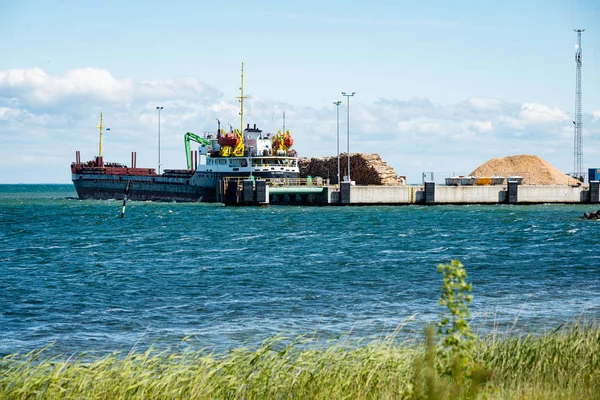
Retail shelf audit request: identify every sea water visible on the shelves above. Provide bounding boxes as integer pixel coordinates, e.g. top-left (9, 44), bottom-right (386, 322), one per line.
top-left (1, 184), bottom-right (599, 356)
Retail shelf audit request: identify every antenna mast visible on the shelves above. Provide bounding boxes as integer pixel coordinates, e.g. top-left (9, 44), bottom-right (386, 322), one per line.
top-left (236, 62), bottom-right (248, 134)
top-left (97, 112), bottom-right (104, 157)
top-left (573, 29), bottom-right (584, 180)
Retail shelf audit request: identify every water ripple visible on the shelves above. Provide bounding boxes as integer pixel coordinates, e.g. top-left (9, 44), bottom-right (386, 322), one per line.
top-left (1, 185), bottom-right (599, 356)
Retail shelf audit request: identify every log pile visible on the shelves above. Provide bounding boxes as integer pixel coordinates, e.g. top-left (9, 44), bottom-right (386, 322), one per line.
top-left (298, 153), bottom-right (402, 185)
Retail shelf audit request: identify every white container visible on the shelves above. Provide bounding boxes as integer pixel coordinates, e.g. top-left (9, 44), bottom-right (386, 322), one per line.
top-left (445, 177), bottom-right (462, 186)
top-left (507, 176), bottom-right (523, 184)
top-left (490, 176), bottom-right (505, 185)
top-left (461, 176), bottom-right (476, 186)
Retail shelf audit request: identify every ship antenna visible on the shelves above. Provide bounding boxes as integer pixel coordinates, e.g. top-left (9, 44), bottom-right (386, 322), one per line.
top-left (236, 62), bottom-right (248, 135)
top-left (283, 111), bottom-right (285, 133)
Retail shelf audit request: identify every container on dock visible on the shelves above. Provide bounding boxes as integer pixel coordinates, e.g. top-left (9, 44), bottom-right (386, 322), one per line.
top-left (490, 176), bottom-right (505, 185)
top-left (507, 176), bottom-right (523, 184)
top-left (461, 176), bottom-right (477, 186)
top-left (475, 177), bottom-right (492, 185)
top-left (445, 177), bottom-right (462, 186)
top-left (589, 168), bottom-right (600, 182)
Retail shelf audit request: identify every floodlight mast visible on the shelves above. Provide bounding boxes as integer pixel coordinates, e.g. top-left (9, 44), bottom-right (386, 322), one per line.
top-left (341, 91), bottom-right (355, 182)
top-left (333, 101), bottom-right (342, 185)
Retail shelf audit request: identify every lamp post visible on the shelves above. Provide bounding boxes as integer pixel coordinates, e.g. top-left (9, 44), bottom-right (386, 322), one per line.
top-left (341, 92), bottom-right (355, 182)
top-left (333, 101), bottom-right (342, 185)
top-left (156, 106), bottom-right (163, 174)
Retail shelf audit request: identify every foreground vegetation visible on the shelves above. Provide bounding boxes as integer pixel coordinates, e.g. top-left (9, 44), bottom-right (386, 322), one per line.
top-left (2, 262), bottom-right (599, 399)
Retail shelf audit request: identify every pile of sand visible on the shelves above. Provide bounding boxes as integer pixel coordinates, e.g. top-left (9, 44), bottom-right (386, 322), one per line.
top-left (469, 155), bottom-right (581, 185)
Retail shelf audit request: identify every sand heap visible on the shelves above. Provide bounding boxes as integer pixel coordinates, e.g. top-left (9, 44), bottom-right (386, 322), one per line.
top-left (469, 155), bottom-right (581, 185)
top-left (299, 153), bottom-right (401, 185)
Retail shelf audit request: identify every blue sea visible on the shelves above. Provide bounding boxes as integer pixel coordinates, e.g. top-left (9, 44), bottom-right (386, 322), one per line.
top-left (1, 184), bottom-right (599, 356)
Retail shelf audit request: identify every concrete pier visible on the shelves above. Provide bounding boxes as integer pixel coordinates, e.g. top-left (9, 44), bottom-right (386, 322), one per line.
top-left (222, 179), bottom-right (596, 206)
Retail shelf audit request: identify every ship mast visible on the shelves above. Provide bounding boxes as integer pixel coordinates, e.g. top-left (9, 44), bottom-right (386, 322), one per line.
top-left (236, 62), bottom-right (247, 135)
top-left (97, 112), bottom-right (104, 157)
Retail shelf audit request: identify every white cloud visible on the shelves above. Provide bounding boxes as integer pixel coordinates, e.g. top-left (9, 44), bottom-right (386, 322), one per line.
top-left (0, 67), bottom-right (222, 113)
top-left (397, 120), bottom-right (415, 132)
top-left (519, 102), bottom-right (569, 124)
top-left (0, 107), bottom-right (21, 120)
top-left (0, 67), bottom-right (132, 106)
top-left (498, 116), bottom-right (525, 130)
top-left (471, 120), bottom-right (493, 132)
top-left (0, 67), bottom-right (599, 183)
top-left (466, 97), bottom-right (506, 111)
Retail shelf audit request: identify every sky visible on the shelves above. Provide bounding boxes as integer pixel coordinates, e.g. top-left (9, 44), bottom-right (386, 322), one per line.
top-left (0, 0), bottom-right (599, 183)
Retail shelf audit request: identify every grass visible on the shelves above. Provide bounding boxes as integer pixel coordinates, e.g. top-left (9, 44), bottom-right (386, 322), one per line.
top-left (1, 323), bottom-right (599, 399)
top-left (3, 261), bottom-right (598, 399)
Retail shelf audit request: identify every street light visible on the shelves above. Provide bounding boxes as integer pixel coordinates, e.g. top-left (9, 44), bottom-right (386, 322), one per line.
top-left (333, 101), bottom-right (342, 185)
top-left (341, 91), bottom-right (355, 182)
top-left (156, 106), bottom-right (164, 174)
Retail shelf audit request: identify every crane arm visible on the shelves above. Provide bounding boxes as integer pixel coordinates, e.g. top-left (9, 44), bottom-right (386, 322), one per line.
top-left (184, 132), bottom-right (212, 169)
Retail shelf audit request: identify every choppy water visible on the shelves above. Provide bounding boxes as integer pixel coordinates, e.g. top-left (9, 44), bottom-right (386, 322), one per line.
top-left (1, 184), bottom-right (599, 356)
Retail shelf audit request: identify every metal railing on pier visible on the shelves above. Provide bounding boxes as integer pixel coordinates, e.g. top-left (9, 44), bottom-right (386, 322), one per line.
top-left (222, 176), bottom-right (328, 188)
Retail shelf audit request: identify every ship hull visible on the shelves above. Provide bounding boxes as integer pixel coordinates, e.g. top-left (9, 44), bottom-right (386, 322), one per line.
top-left (72, 169), bottom-right (300, 203)
top-left (73, 179), bottom-right (208, 202)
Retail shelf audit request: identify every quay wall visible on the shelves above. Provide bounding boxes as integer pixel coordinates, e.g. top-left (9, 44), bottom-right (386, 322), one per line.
top-left (342, 184), bottom-right (593, 205)
top-left (225, 180), bottom-right (599, 206)
top-left (345, 184), bottom-right (510, 205)
top-left (517, 185), bottom-right (585, 203)
top-left (348, 185), bottom-right (415, 204)
top-left (347, 184), bottom-right (589, 205)
top-left (434, 186), bottom-right (506, 204)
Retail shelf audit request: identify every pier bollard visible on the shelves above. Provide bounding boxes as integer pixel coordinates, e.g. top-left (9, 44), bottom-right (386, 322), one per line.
top-left (507, 180), bottom-right (519, 204)
top-left (225, 180), bottom-right (239, 205)
top-left (256, 180), bottom-right (268, 204)
top-left (243, 180), bottom-right (255, 203)
top-left (341, 182), bottom-right (351, 204)
top-left (330, 188), bottom-right (340, 204)
top-left (216, 180), bottom-right (223, 202)
top-left (424, 181), bottom-right (435, 204)
top-left (590, 181), bottom-right (600, 203)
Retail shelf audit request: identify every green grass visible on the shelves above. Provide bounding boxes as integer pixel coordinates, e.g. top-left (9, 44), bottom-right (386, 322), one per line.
top-left (1, 323), bottom-right (599, 399)
top-left (3, 261), bottom-right (598, 399)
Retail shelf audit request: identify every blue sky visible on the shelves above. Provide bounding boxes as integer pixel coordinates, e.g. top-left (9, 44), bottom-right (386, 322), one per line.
top-left (1, 0), bottom-right (599, 183)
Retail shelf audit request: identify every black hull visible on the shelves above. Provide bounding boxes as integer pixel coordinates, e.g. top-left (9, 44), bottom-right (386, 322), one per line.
top-left (73, 179), bottom-right (213, 202)
top-left (72, 170), bottom-right (300, 203)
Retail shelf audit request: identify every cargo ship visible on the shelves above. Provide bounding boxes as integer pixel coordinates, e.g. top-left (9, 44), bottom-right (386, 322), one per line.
top-left (71, 64), bottom-right (300, 202)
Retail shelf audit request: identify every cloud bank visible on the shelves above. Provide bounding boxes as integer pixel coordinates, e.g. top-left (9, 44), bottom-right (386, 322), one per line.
top-left (1, 67), bottom-right (599, 183)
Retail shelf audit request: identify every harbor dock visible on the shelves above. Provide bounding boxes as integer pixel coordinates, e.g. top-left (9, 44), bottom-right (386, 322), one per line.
top-left (221, 179), bottom-right (600, 206)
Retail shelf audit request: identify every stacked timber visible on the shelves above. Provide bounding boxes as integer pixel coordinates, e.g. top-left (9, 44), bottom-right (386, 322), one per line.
top-left (299, 153), bottom-right (401, 185)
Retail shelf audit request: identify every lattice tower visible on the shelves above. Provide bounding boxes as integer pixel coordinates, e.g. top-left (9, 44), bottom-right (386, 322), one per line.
top-left (573, 29), bottom-right (584, 180)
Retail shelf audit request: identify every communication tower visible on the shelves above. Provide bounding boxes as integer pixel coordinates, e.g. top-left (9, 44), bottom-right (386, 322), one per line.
top-left (573, 29), bottom-right (584, 181)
